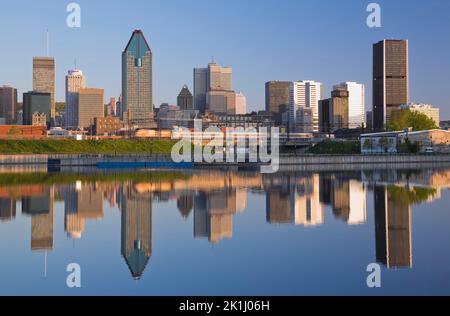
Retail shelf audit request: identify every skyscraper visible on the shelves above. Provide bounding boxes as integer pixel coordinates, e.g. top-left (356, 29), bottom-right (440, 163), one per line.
top-left (319, 88), bottom-right (349, 133)
top-left (33, 57), bottom-right (55, 121)
top-left (235, 92), bottom-right (247, 115)
top-left (65, 69), bottom-right (86, 129)
top-left (0, 86), bottom-right (18, 124)
top-left (290, 81), bottom-right (323, 133)
top-left (77, 88), bottom-right (104, 129)
top-left (333, 82), bottom-right (365, 128)
top-left (373, 40), bottom-right (409, 130)
top-left (194, 62), bottom-right (235, 114)
top-left (23, 92), bottom-right (51, 127)
top-left (122, 29), bottom-right (154, 128)
top-left (265, 81), bottom-right (291, 116)
top-left (177, 85), bottom-right (193, 110)
top-left (193, 68), bottom-right (208, 112)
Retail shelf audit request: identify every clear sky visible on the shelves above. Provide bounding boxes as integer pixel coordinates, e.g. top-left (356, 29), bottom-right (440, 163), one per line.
top-left (1, 0), bottom-right (449, 118)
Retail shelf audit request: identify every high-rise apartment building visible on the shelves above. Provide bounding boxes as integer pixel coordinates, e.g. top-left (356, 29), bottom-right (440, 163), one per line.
top-left (77, 88), bottom-right (104, 129)
top-left (333, 82), bottom-right (365, 128)
top-left (122, 30), bottom-right (154, 127)
top-left (33, 57), bottom-right (55, 121)
top-left (177, 85), bottom-right (193, 110)
top-left (289, 81), bottom-right (323, 133)
top-left (65, 69), bottom-right (86, 129)
top-left (373, 40), bottom-right (409, 130)
top-left (0, 86), bottom-right (18, 124)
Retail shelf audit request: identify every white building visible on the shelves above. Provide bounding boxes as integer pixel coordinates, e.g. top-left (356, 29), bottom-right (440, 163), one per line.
top-left (400, 103), bottom-right (440, 126)
top-left (289, 81), bottom-right (323, 133)
top-left (65, 69), bottom-right (86, 129)
top-left (235, 92), bottom-right (247, 115)
top-left (333, 82), bottom-right (365, 128)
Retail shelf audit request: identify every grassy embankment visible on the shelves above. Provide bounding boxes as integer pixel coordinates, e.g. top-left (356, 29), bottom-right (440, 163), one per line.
top-left (0, 139), bottom-right (177, 155)
top-left (308, 140), bottom-right (361, 155)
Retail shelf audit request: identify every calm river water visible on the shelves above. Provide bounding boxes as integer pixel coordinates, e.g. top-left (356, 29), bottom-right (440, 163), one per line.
top-left (1, 166), bottom-right (450, 295)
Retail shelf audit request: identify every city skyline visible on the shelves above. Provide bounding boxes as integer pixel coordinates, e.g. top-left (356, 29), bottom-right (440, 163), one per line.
top-left (0, 1), bottom-right (449, 118)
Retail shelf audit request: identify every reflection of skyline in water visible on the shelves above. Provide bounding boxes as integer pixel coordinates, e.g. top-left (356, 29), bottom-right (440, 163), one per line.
top-left (0, 169), bottom-right (449, 279)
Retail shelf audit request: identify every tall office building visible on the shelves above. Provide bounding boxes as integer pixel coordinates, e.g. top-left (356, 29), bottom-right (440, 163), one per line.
top-left (109, 97), bottom-right (117, 116)
top-left (193, 68), bottom-right (208, 112)
top-left (333, 82), bottom-right (365, 128)
top-left (235, 92), bottom-right (247, 115)
top-left (319, 88), bottom-right (349, 133)
top-left (194, 62), bottom-right (235, 114)
top-left (65, 69), bottom-right (86, 129)
top-left (0, 86), bottom-right (18, 124)
top-left (23, 92), bottom-right (51, 127)
top-left (77, 88), bottom-right (104, 129)
top-left (122, 29), bottom-right (154, 127)
top-left (289, 81), bottom-right (323, 133)
top-left (265, 81), bottom-right (291, 121)
top-left (373, 40), bottom-right (409, 130)
top-left (177, 85), bottom-right (193, 110)
top-left (33, 57), bottom-right (55, 121)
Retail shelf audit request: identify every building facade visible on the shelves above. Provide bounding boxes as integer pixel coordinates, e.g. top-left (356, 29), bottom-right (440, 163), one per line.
top-left (289, 80), bottom-right (323, 133)
top-left (23, 92), bottom-right (51, 127)
top-left (77, 88), bottom-right (104, 129)
top-left (319, 88), bottom-right (349, 133)
top-left (194, 62), bottom-right (235, 114)
top-left (373, 40), bottom-right (409, 130)
top-left (33, 57), bottom-right (56, 121)
top-left (0, 86), bottom-right (17, 124)
top-left (177, 85), bottom-right (193, 110)
top-left (333, 82), bottom-right (365, 128)
top-left (65, 69), bottom-right (86, 129)
top-left (122, 30), bottom-right (154, 128)
top-left (235, 92), bottom-right (247, 115)
top-left (400, 103), bottom-right (440, 126)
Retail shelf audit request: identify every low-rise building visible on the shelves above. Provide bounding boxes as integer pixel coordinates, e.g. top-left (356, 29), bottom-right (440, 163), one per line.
top-left (32, 112), bottom-right (47, 127)
top-left (361, 129), bottom-right (450, 154)
top-left (0, 125), bottom-right (47, 139)
top-left (92, 116), bottom-right (121, 136)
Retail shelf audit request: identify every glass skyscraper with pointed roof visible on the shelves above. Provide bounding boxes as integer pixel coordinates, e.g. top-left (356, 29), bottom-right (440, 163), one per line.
top-left (122, 29), bottom-right (154, 128)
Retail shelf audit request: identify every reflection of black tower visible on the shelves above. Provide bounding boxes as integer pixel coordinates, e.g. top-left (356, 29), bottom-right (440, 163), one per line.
top-left (374, 186), bottom-right (412, 268)
top-left (121, 186), bottom-right (153, 280)
top-left (177, 194), bottom-right (194, 219)
top-left (0, 198), bottom-right (16, 222)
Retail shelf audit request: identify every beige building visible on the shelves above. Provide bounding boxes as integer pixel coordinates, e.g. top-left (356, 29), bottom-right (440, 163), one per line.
top-left (400, 103), bottom-right (440, 126)
top-left (235, 92), bottom-right (247, 115)
top-left (207, 90), bottom-right (236, 115)
top-left (33, 57), bottom-right (55, 120)
top-left (65, 69), bottom-right (86, 129)
top-left (32, 112), bottom-right (47, 127)
top-left (399, 129), bottom-right (450, 152)
top-left (78, 88), bottom-right (104, 129)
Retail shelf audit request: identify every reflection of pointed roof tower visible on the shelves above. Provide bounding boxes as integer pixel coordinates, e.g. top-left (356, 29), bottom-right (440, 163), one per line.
top-left (122, 29), bottom-right (154, 128)
top-left (121, 188), bottom-right (153, 280)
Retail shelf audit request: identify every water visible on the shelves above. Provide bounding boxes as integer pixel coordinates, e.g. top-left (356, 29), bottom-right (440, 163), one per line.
top-left (1, 167), bottom-right (450, 295)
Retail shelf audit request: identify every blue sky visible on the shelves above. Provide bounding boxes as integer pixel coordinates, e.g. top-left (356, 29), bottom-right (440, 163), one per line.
top-left (1, 0), bottom-right (449, 118)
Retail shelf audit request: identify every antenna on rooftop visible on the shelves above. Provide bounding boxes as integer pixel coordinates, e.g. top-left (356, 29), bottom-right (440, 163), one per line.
top-left (46, 29), bottom-right (50, 57)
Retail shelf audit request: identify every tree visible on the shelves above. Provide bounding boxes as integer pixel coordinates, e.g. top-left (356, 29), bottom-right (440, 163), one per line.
top-left (386, 109), bottom-right (438, 132)
top-left (363, 139), bottom-right (373, 152)
top-left (378, 137), bottom-right (389, 153)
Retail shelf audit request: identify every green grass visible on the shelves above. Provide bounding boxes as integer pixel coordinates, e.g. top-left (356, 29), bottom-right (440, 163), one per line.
top-left (0, 139), bottom-right (177, 155)
top-left (0, 171), bottom-right (190, 186)
top-left (308, 140), bottom-right (361, 155)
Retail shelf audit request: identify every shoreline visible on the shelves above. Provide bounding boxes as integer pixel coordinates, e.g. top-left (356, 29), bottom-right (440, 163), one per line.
top-left (1, 153), bottom-right (450, 169)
